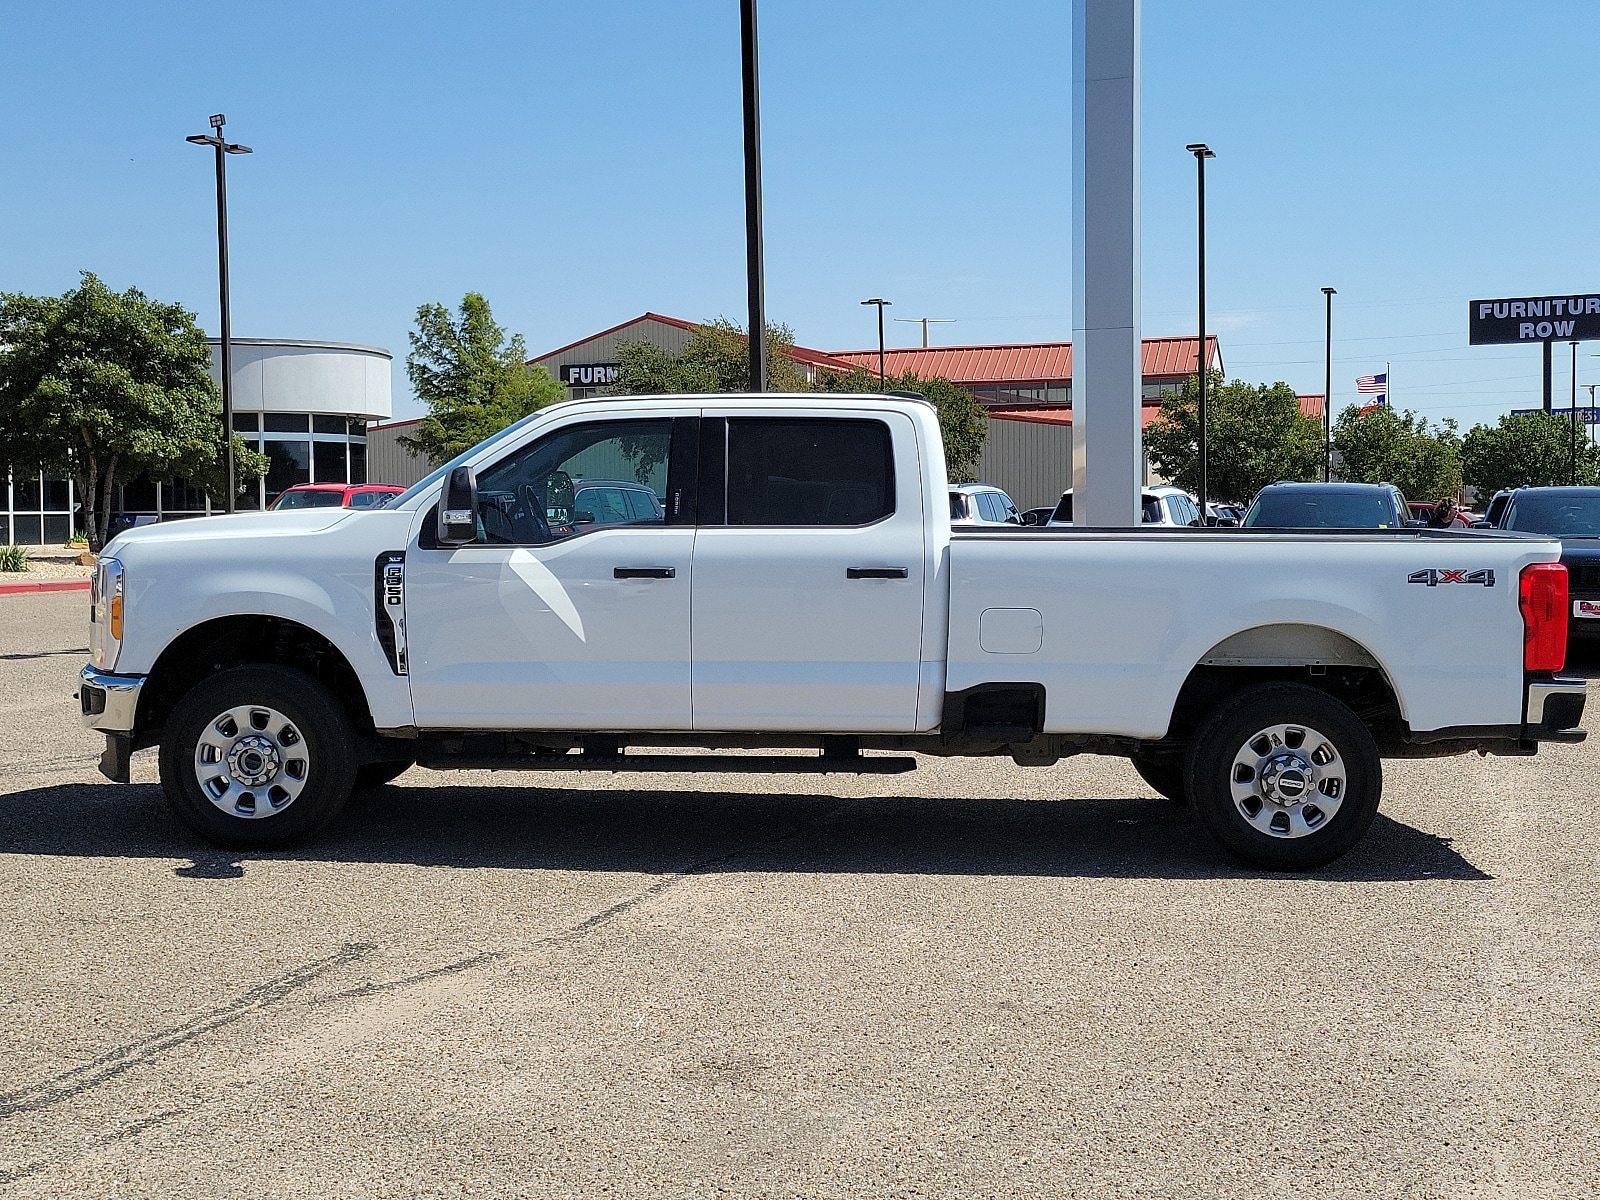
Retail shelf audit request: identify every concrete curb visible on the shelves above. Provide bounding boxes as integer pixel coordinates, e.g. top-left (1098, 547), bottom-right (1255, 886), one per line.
top-left (0, 578), bottom-right (91, 596)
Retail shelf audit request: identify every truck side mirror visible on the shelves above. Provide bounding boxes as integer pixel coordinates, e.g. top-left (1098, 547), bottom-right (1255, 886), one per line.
top-left (437, 465), bottom-right (479, 545)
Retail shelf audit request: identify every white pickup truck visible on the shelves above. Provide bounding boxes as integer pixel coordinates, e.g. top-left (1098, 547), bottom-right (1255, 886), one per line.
top-left (81, 392), bottom-right (1586, 869)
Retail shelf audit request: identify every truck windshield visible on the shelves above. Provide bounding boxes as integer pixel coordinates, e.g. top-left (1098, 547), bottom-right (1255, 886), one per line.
top-left (272, 490), bottom-right (346, 509)
top-left (1504, 493), bottom-right (1600, 537)
top-left (1245, 491), bottom-right (1397, 528)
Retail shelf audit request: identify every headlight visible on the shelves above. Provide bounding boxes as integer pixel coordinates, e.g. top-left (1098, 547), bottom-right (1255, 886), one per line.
top-left (90, 556), bottom-right (124, 670)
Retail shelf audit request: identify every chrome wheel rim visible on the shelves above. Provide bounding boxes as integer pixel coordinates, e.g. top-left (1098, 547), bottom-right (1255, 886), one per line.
top-left (1228, 722), bottom-right (1346, 839)
top-left (193, 704), bottom-right (309, 819)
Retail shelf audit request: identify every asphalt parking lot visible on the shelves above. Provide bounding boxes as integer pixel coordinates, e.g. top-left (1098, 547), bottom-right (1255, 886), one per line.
top-left (2, 590), bottom-right (1598, 1198)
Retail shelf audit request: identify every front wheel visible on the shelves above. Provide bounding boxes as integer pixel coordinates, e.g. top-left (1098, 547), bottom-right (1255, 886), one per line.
top-left (1184, 683), bottom-right (1381, 870)
top-left (159, 664), bottom-right (358, 851)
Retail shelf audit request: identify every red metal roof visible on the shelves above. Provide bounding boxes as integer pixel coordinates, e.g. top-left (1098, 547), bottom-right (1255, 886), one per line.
top-left (988, 403), bottom-right (1168, 430)
top-left (532, 313), bottom-right (856, 373)
top-left (827, 335), bottom-right (1219, 384)
top-left (1298, 393), bottom-right (1326, 418)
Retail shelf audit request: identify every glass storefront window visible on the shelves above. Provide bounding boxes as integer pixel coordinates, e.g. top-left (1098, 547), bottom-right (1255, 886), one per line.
top-left (312, 441), bottom-right (348, 484)
top-left (349, 442), bottom-right (367, 485)
top-left (233, 412), bottom-right (260, 431)
top-left (15, 473), bottom-right (41, 509)
top-left (312, 415), bottom-right (345, 435)
top-left (265, 441), bottom-right (311, 499)
top-left (121, 476), bottom-right (158, 512)
top-left (264, 413), bottom-right (310, 433)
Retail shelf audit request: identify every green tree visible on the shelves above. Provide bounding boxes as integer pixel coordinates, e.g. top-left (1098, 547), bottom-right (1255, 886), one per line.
top-left (814, 366), bottom-right (989, 483)
top-left (611, 318), bottom-right (811, 395)
top-left (1460, 410), bottom-right (1600, 496)
top-left (399, 293), bottom-right (565, 466)
top-left (1332, 404), bottom-right (1463, 500)
top-left (0, 272), bottom-right (264, 551)
top-left (1145, 372), bottom-right (1325, 503)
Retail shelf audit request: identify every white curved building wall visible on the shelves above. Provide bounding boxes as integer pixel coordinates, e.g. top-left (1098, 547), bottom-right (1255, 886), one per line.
top-left (209, 339), bottom-right (392, 420)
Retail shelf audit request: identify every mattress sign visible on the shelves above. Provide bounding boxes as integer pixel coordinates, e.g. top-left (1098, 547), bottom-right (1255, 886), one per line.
top-left (1574, 599), bottom-right (1600, 619)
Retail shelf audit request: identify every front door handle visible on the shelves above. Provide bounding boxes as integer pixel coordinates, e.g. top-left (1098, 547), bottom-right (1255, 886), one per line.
top-left (846, 567), bottom-right (908, 579)
top-left (614, 567), bottom-right (675, 579)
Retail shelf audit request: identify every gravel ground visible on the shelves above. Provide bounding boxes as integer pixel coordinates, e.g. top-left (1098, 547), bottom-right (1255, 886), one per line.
top-left (0, 547), bottom-right (93, 581)
top-left (1, 590), bottom-right (1597, 1198)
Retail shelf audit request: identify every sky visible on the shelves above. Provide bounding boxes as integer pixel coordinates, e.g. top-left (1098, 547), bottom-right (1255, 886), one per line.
top-left (3, 0), bottom-right (1599, 423)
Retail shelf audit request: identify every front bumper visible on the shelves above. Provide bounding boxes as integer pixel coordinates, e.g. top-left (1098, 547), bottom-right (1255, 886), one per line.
top-left (79, 665), bottom-right (144, 735)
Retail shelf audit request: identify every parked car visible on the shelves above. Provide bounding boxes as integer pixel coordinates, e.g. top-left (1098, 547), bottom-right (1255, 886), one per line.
top-left (83, 392), bottom-right (1585, 871)
top-left (1018, 506), bottom-right (1056, 527)
top-left (569, 480), bottom-right (664, 527)
top-left (950, 484), bottom-right (1022, 526)
top-left (270, 484), bottom-right (407, 511)
top-left (1498, 487), bottom-right (1600, 642)
top-left (1048, 484), bottom-right (1202, 527)
top-left (1243, 482), bottom-right (1423, 529)
top-left (1204, 501), bottom-right (1243, 527)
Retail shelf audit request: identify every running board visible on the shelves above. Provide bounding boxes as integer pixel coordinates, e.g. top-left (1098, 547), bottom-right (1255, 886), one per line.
top-left (413, 752), bottom-right (919, 775)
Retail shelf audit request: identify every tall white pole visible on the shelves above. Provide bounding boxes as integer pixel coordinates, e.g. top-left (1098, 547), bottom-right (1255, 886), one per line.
top-left (1071, 0), bottom-right (1142, 527)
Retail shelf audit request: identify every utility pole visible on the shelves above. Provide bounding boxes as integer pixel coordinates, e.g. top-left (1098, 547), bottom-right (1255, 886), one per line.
top-left (861, 299), bottom-right (891, 389)
top-left (893, 317), bottom-right (955, 347)
top-left (1321, 287), bottom-right (1336, 482)
top-left (740, 0), bottom-right (767, 392)
top-left (1543, 340), bottom-right (1553, 413)
top-left (186, 114), bottom-right (252, 512)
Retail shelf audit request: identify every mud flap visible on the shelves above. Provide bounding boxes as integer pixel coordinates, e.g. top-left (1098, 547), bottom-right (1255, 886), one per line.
top-left (99, 733), bottom-right (132, 783)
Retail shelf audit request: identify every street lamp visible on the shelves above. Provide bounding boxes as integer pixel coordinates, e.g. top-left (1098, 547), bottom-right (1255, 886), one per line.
top-left (186, 114), bottom-right (252, 512)
top-left (861, 298), bottom-right (891, 389)
top-left (1321, 287), bottom-right (1336, 482)
top-left (1185, 143), bottom-right (1214, 520)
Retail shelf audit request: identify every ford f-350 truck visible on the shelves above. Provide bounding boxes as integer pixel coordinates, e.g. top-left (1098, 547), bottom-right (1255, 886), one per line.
top-left (80, 393), bottom-right (1587, 869)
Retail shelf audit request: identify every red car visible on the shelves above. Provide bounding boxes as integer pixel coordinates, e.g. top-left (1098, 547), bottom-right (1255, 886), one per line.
top-left (269, 483), bottom-right (406, 511)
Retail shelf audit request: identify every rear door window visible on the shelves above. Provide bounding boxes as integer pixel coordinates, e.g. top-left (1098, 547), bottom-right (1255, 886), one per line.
top-left (725, 418), bottom-right (894, 526)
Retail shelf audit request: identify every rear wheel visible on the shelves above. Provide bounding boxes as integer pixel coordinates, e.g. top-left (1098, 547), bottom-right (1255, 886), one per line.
top-left (159, 664), bottom-right (357, 851)
top-left (1184, 683), bottom-right (1381, 870)
top-left (1130, 749), bottom-right (1187, 804)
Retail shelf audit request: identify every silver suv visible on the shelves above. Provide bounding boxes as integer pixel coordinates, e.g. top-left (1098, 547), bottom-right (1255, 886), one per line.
top-left (950, 484), bottom-right (1022, 526)
top-left (1047, 485), bottom-right (1203, 527)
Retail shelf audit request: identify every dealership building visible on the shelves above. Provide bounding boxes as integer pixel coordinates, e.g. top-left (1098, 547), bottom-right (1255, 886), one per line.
top-left (0, 338), bottom-right (392, 544)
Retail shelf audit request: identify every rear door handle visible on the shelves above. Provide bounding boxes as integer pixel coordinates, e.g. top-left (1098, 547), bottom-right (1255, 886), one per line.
top-left (614, 567), bottom-right (675, 579)
top-left (846, 567), bottom-right (908, 579)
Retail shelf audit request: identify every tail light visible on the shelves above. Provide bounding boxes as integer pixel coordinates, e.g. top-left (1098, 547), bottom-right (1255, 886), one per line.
top-left (1519, 562), bottom-right (1568, 672)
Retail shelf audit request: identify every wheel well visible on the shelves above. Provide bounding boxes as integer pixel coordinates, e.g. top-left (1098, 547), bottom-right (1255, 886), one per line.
top-left (137, 616), bottom-right (375, 742)
top-left (1164, 626), bottom-right (1404, 748)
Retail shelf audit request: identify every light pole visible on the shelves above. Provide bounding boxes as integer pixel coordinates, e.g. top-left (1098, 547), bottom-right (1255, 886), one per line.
top-left (1321, 287), bottom-right (1336, 482)
top-left (1185, 143), bottom-right (1214, 520)
top-left (186, 114), bottom-right (251, 512)
top-left (740, 0), bottom-right (767, 392)
top-left (1572, 340), bottom-right (1580, 486)
top-left (861, 298), bottom-right (891, 389)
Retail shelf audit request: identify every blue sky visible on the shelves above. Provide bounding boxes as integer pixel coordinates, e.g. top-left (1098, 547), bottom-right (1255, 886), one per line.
top-left (3, 0), bottom-right (1598, 422)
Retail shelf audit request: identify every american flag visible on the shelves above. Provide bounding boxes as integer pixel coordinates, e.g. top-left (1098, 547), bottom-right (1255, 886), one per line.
top-left (1356, 372), bottom-right (1388, 395)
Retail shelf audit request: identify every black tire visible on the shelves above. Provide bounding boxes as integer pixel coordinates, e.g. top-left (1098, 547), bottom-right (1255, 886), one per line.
top-left (1130, 749), bottom-right (1187, 804)
top-left (1184, 683), bottom-right (1382, 870)
top-left (159, 664), bottom-right (358, 851)
top-left (354, 759), bottom-right (414, 790)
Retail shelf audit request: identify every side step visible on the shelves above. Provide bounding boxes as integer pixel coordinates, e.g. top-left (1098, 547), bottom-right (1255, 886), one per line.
top-left (413, 752), bottom-right (919, 775)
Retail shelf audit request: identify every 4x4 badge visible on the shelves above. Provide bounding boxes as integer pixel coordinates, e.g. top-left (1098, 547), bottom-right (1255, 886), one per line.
top-left (1408, 568), bottom-right (1495, 587)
